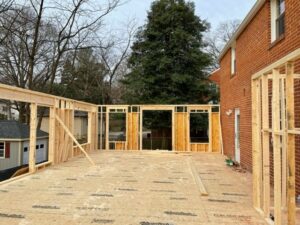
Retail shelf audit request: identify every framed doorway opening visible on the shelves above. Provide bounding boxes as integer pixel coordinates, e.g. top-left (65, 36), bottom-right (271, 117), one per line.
top-left (140, 106), bottom-right (175, 151)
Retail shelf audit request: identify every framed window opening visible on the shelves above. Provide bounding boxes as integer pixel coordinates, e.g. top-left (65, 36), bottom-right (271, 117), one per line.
top-left (189, 112), bottom-right (209, 143)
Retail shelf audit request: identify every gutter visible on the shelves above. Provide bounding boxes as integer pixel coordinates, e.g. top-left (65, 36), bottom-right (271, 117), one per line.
top-left (218, 0), bottom-right (266, 60)
top-left (0, 136), bottom-right (49, 142)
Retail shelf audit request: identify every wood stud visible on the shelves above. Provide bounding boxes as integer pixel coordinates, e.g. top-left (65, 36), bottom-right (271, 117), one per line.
top-left (252, 54), bottom-right (299, 225)
top-left (101, 105), bottom-right (221, 152)
top-left (286, 62), bottom-right (296, 225)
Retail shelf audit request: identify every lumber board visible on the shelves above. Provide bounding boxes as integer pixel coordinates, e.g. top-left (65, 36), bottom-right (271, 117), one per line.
top-left (172, 108), bottom-right (175, 150)
top-left (219, 111), bottom-right (224, 154)
top-left (100, 107), bottom-right (103, 150)
top-left (48, 107), bottom-right (55, 163)
top-left (261, 74), bottom-right (270, 217)
top-left (280, 78), bottom-right (287, 208)
top-left (252, 79), bottom-right (261, 209)
top-left (29, 103), bottom-right (37, 173)
top-left (286, 62), bottom-right (296, 225)
top-left (208, 108), bottom-right (212, 152)
top-left (11, 167), bottom-right (29, 178)
top-left (272, 69), bottom-right (282, 225)
top-left (127, 112), bottom-right (139, 150)
top-left (55, 114), bottom-right (95, 166)
top-left (105, 110), bottom-right (109, 150)
top-left (252, 48), bottom-right (300, 80)
top-left (140, 109), bottom-right (143, 150)
top-left (174, 112), bottom-right (188, 151)
top-left (0, 83), bottom-right (98, 111)
top-left (188, 158), bottom-right (208, 196)
top-left (211, 112), bottom-right (221, 153)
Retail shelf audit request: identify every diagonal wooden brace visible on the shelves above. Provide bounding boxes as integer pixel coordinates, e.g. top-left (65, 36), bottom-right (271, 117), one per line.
top-left (55, 114), bottom-right (95, 166)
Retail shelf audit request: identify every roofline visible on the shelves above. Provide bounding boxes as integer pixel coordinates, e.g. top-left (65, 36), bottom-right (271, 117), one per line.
top-left (218, 0), bottom-right (266, 60)
top-left (0, 136), bottom-right (49, 142)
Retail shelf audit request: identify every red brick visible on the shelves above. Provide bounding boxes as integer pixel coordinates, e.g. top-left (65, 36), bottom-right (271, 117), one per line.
top-left (217, 1), bottom-right (300, 196)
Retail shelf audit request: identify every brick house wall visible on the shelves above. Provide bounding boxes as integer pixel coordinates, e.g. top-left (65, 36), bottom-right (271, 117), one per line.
top-left (217, 0), bottom-right (300, 195)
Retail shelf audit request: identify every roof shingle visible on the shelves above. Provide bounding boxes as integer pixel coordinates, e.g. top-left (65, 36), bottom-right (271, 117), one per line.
top-left (0, 120), bottom-right (48, 139)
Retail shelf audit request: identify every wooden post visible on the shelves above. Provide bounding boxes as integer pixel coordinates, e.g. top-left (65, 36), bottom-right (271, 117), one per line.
top-left (261, 74), bottom-right (270, 217)
top-left (100, 107), bottom-right (103, 150)
top-left (208, 107), bottom-right (213, 152)
top-left (62, 101), bottom-right (69, 160)
top-left (29, 103), bottom-right (37, 173)
top-left (105, 107), bottom-right (109, 150)
top-left (286, 62), bottom-right (296, 225)
top-left (127, 110), bottom-right (131, 150)
top-left (54, 99), bottom-right (59, 163)
top-left (257, 78), bottom-right (263, 210)
top-left (187, 107), bottom-right (191, 152)
top-left (48, 106), bottom-right (55, 164)
top-left (94, 110), bottom-right (99, 150)
top-left (88, 112), bottom-right (92, 145)
top-left (280, 77), bottom-right (287, 208)
top-left (272, 69), bottom-right (282, 225)
top-left (139, 108), bottom-right (143, 150)
top-left (70, 102), bottom-right (75, 157)
top-left (218, 107), bottom-right (224, 155)
top-left (184, 111), bottom-right (187, 151)
top-left (125, 108), bottom-right (129, 150)
top-left (252, 78), bottom-right (261, 209)
top-left (58, 100), bottom-right (65, 162)
top-left (172, 107), bottom-right (175, 151)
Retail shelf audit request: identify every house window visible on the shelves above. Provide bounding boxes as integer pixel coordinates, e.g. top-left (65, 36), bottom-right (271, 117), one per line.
top-left (0, 142), bottom-right (5, 158)
top-left (40, 144), bottom-right (44, 149)
top-left (271, 0), bottom-right (285, 42)
top-left (36, 145), bottom-right (39, 150)
top-left (231, 46), bottom-right (236, 75)
top-left (24, 147), bottom-right (28, 152)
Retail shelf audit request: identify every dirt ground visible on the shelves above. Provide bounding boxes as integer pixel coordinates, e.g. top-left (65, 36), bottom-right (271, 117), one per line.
top-left (0, 151), bottom-right (270, 225)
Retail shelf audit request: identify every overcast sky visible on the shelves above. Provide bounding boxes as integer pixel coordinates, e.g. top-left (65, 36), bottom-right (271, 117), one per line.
top-left (105, 0), bottom-right (257, 32)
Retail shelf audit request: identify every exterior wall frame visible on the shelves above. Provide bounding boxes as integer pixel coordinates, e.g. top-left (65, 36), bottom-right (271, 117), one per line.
top-left (251, 50), bottom-right (300, 225)
top-left (99, 105), bottom-right (222, 153)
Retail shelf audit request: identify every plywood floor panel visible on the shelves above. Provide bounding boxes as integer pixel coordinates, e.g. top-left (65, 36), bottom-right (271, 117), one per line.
top-left (0, 151), bottom-right (271, 225)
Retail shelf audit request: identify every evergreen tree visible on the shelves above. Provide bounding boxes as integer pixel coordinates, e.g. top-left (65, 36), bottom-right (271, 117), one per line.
top-left (123, 0), bottom-right (213, 104)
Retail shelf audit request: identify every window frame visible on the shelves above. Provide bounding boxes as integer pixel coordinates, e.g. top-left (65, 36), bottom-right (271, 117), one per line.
top-left (271, 0), bottom-right (285, 42)
top-left (231, 44), bottom-right (236, 76)
top-left (0, 142), bottom-right (5, 159)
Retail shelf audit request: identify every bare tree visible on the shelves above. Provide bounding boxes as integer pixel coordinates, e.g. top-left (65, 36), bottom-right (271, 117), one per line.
top-left (0, 0), bottom-right (13, 13)
top-left (205, 19), bottom-right (241, 70)
top-left (97, 19), bottom-right (137, 103)
top-left (0, 0), bottom-right (124, 123)
top-left (0, 0), bottom-right (17, 44)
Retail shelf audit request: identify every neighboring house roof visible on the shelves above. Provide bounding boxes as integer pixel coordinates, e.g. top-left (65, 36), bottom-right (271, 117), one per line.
top-left (0, 120), bottom-right (48, 139)
top-left (209, 69), bottom-right (220, 85)
top-left (219, 0), bottom-right (266, 60)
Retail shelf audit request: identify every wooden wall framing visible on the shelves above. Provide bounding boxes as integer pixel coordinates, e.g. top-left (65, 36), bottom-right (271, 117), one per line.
top-left (0, 83), bottom-right (98, 177)
top-left (251, 48), bottom-right (300, 225)
top-left (99, 104), bottom-right (222, 153)
top-left (0, 83), bottom-right (222, 184)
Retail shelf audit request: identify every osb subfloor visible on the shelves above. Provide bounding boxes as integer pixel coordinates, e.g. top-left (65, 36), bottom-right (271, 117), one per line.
top-left (0, 151), bottom-right (270, 225)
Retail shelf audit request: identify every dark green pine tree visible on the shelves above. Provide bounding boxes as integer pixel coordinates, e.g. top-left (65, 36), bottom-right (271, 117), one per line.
top-left (123, 0), bottom-right (213, 104)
